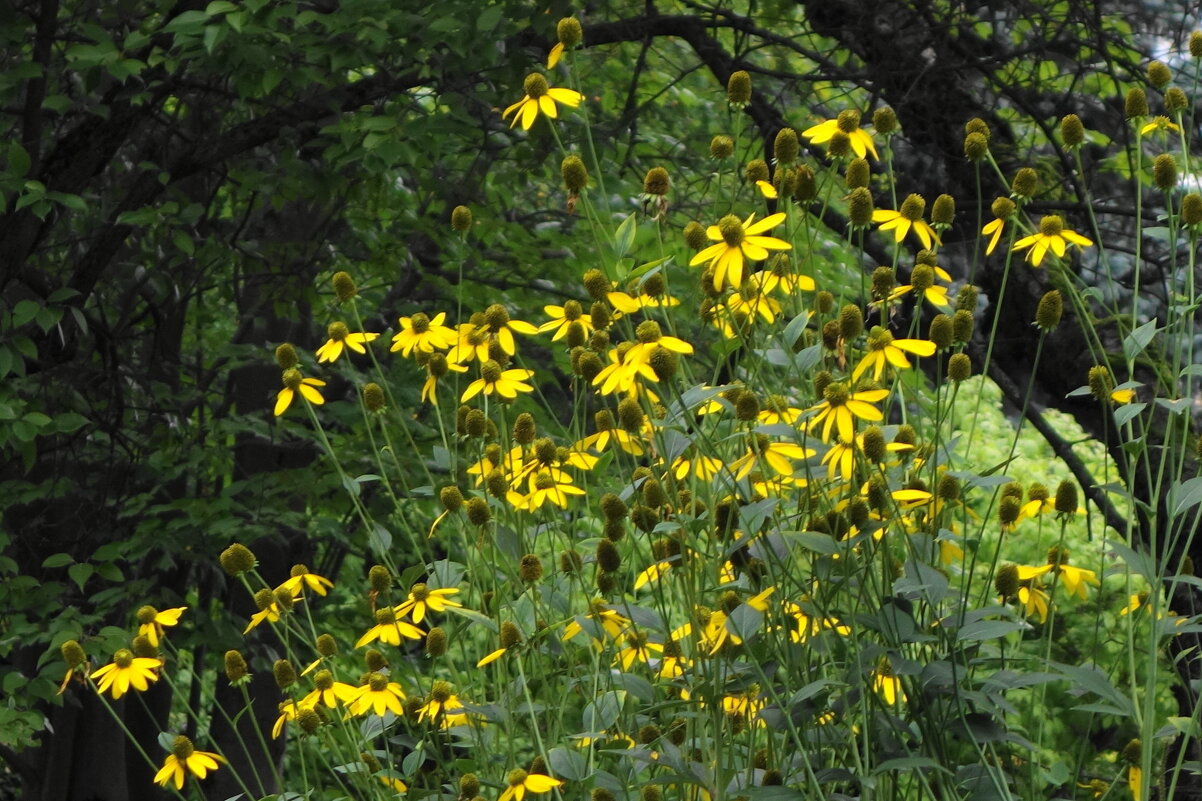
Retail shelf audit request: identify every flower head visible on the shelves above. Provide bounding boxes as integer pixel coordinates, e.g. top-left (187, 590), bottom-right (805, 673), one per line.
top-left (803, 110), bottom-right (879, 159)
top-left (392, 312), bottom-right (457, 357)
top-left (1012, 215), bottom-right (1092, 267)
top-left (347, 672), bottom-right (406, 717)
top-left (274, 368), bottom-right (325, 416)
top-left (316, 321), bottom-right (379, 363)
top-left (689, 212), bottom-right (791, 291)
top-left (852, 327), bottom-right (936, 382)
top-left (872, 194), bottom-right (941, 250)
top-left (90, 649), bottom-right (161, 699)
top-left (503, 73), bottom-right (584, 130)
top-left (394, 583), bottom-right (462, 624)
top-left (136, 606), bottom-right (187, 647)
top-left (154, 735), bottom-right (224, 790)
top-left (461, 360), bottom-right (536, 403)
top-left (499, 770), bottom-right (563, 801)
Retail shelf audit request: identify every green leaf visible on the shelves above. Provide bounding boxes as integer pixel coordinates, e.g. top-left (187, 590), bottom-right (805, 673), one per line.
top-left (1112, 402), bottom-right (1145, 427)
top-left (68, 563), bottom-right (94, 591)
top-left (1171, 476), bottom-right (1202, 517)
top-left (546, 746), bottom-right (588, 781)
top-left (614, 213), bottom-right (637, 259)
top-left (581, 690), bottom-right (624, 732)
top-left (12, 299), bottom-right (40, 328)
top-left (1122, 319), bottom-right (1158, 361)
top-left (205, 0), bottom-right (238, 13)
top-left (41, 553), bottom-right (75, 568)
top-left (872, 757), bottom-right (950, 775)
top-left (163, 10), bottom-right (211, 33)
top-left (476, 5), bottom-right (503, 31)
top-left (956, 619), bottom-right (1024, 642)
top-left (6, 143), bottom-right (30, 178)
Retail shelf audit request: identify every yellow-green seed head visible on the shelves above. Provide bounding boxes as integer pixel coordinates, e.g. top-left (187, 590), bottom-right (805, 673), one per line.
top-left (866, 325), bottom-right (894, 351)
top-left (794, 164), bottom-right (817, 203)
top-left (364, 649), bottom-right (387, 671)
top-left (963, 131), bottom-right (988, 161)
top-left (895, 424), bottom-right (917, 446)
top-left (1147, 60), bottom-right (1172, 88)
top-left (929, 315), bottom-right (953, 350)
top-left (171, 735), bottom-right (195, 760)
top-left (727, 71), bottom-right (752, 105)
top-left (561, 155), bottom-right (588, 193)
top-left (1054, 480), bottom-right (1079, 515)
top-left (362, 382), bottom-right (385, 412)
top-left (839, 304), bottom-right (864, 340)
top-left (425, 627), bottom-right (448, 657)
top-left (1183, 193), bottom-right (1202, 226)
top-left (499, 621), bottom-right (523, 649)
top-left (1060, 114), bottom-right (1085, 148)
top-left (995, 563), bottom-right (1020, 597)
top-left (866, 474), bottom-right (890, 511)
top-left (871, 266), bottom-right (895, 300)
top-left (1035, 290), bottom-right (1063, 331)
top-left (61, 639), bottom-right (86, 668)
top-left (136, 605), bottom-right (158, 625)
top-left (1192, 31), bottom-right (1202, 58)
top-left (932, 194), bottom-right (955, 226)
top-left (745, 159), bottom-right (769, 184)
top-left (861, 426), bottom-right (886, 462)
top-left (998, 496), bottom-right (1022, 527)
top-left (132, 635), bottom-right (157, 659)
top-left (952, 309), bottom-right (974, 342)
top-left (253, 588), bottom-right (274, 611)
top-left (911, 264), bottom-right (934, 292)
top-left (1088, 365), bottom-right (1113, 402)
top-left (221, 538), bottom-right (258, 570)
top-left (274, 342), bottom-right (298, 370)
top-left (1011, 168), bottom-right (1038, 198)
top-left (956, 284), bottom-right (979, 312)
top-left (273, 587), bottom-right (295, 611)
top-left (523, 73), bottom-right (549, 98)
top-left (296, 706), bottom-right (321, 734)
top-left (845, 157), bottom-right (870, 189)
top-left (648, 346), bottom-right (678, 380)
top-left (773, 127), bottom-right (800, 164)
top-left (991, 197), bottom-right (1016, 221)
top-left (948, 353), bottom-right (972, 382)
top-left (814, 369), bottom-right (833, 397)
top-left (1122, 739), bottom-right (1142, 765)
top-left (332, 271), bottom-right (357, 302)
top-left (848, 187), bottom-right (874, 226)
top-left (899, 194), bottom-right (926, 221)
top-left (592, 788), bottom-right (616, 801)
top-left (965, 117), bottom-right (991, 138)
top-left (600, 492), bottom-right (627, 521)
top-left (836, 109), bottom-right (861, 133)
top-left (596, 538), bottom-right (621, 572)
top-left (556, 16), bottom-right (582, 47)
top-left (1125, 87), bottom-right (1149, 119)
top-left (519, 554), bottom-right (543, 583)
top-left (683, 221), bottom-right (708, 253)
top-left (439, 485), bottom-right (464, 513)
top-left (643, 167), bottom-right (669, 196)
top-left (1166, 86), bottom-right (1188, 113)
top-left (465, 497), bottom-right (491, 526)
top-left (368, 566), bottom-right (391, 595)
top-left (827, 130), bottom-right (851, 157)
top-left (451, 205), bottom-right (473, 232)
top-left (273, 659), bottom-right (297, 689)
top-left (873, 106), bottom-right (898, 135)
top-left (710, 134), bottom-right (734, 160)
top-left (618, 397), bottom-right (644, 432)
top-left (937, 473), bottom-right (960, 501)
top-left (315, 633), bottom-right (336, 657)
top-left (224, 649), bottom-right (248, 682)
top-left (636, 320), bottom-right (663, 344)
top-left (1154, 153), bottom-right (1178, 190)
top-left (326, 321), bottom-right (349, 343)
top-left (735, 390), bottom-right (760, 421)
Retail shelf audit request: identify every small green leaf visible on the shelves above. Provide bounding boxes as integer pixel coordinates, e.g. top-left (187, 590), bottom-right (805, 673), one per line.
top-left (1122, 319), bottom-right (1158, 361)
top-left (6, 143), bottom-right (30, 178)
top-left (68, 563), bottom-right (94, 591)
top-left (42, 553), bottom-right (75, 568)
top-left (614, 213), bottom-right (637, 259)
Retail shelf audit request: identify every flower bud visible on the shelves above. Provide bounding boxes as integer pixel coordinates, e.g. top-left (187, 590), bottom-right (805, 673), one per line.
top-left (465, 497), bottom-right (491, 526)
top-left (439, 485), bottom-right (464, 513)
top-left (710, 135), bottom-right (734, 160)
top-left (220, 543), bottom-right (257, 576)
top-left (1060, 114), bottom-right (1085, 148)
top-left (745, 159), bottom-right (769, 184)
top-left (1166, 86), bottom-right (1188, 114)
top-left (861, 426), bottom-right (886, 462)
top-left (425, 627), bottom-right (448, 657)
top-left (1054, 480), bottom-right (1079, 515)
top-left (727, 70), bottom-right (751, 106)
top-left (952, 309), bottom-right (974, 342)
top-left (1147, 60), bottom-right (1172, 88)
top-left (963, 131), bottom-right (988, 161)
top-left (332, 271), bottom-right (357, 302)
top-left (998, 495), bottom-right (1022, 528)
top-left (793, 165), bottom-right (816, 203)
top-left (873, 106), bottom-right (898, 135)
top-left (519, 554), bottom-right (543, 583)
top-left (965, 117), bottom-right (990, 138)
top-left (839, 304), bottom-right (863, 340)
top-left (1154, 153), bottom-right (1177, 190)
top-left (562, 155), bottom-right (588, 193)
top-left (273, 658), bottom-right (297, 689)
top-left (1011, 168), bottom-right (1038, 199)
top-left (363, 382), bottom-right (385, 412)
top-left (773, 128), bottom-right (800, 164)
top-left (274, 343), bottom-right (298, 370)
top-left (929, 315), bottom-right (953, 350)
top-left (557, 17), bottom-right (582, 48)
top-left (1035, 290), bottom-right (1063, 331)
top-left (948, 353), bottom-right (972, 382)
top-left (225, 650), bottom-right (249, 683)
top-left (848, 187), bottom-right (874, 226)
top-left (845, 157), bottom-right (870, 189)
top-left (643, 167), bottom-right (669, 196)
top-left (1125, 88), bottom-right (1149, 119)
top-left (451, 205), bottom-right (473, 232)
top-left (1192, 31), bottom-right (1202, 59)
top-left (931, 194), bottom-right (955, 227)
top-left (995, 563), bottom-right (1020, 597)
top-left (316, 634), bottom-right (337, 656)
top-left (596, 538), bottom-right (621, 572)
top-left (1183, 193), bottom-right (1202, 226)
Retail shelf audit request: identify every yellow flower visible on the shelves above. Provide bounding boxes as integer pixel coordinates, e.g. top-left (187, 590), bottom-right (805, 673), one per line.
top-left (607, 288), bottom-right (681, 314)
top-left (461, 360), bottom-right (536, 403)
top-left (498, 770), bottom-right (563, 801)
top-left (852, 327), bottom-right (936, 382)
top-left (391, 312), bottom-right (457, 357)
top-left (803, 111), bottom-right (879, 159)
top-left (1139, 115), bottom-right (1180, 137)
top-left (872, 670), bottom-right (905, 705)
top-left (243, 598), bottom-right (282, 634)
top-left (982, 216), bottom-right (1007, 255)
top-left (872, 194), bottom-right (941, 250)
top-left (417, 682), bottom-right (471, 728)
top-left (1017, 584), bottom-right (1051, 622)
top-left (508, 468), bottom-right (586, 511)
top-left (563, 599), bottom-right (630, 642)
top-left (90, 648), bottom-right (161, 699)
top-left (784, 601), bottom-right (850, 644)
top-left (592, 347), bottom-right (659, 396)
top-left (730, 437), bottom-right (814, 480)
top-left (136, 606), bottom-right (187, 647)
top-left (503, 73), bottom-right (584, 130)
top-left (278, 567), bottom-right (333, 598)
top-left (394, 583), bottom-right (462, 624)
top-left (613, 631), bottom-right (664, 670)
top-left (274, 369), bottom-right (325, 416)
top-left (154, 735), bottom-right (223, 790)
top-left (671, 452), bottom-right (723, 482)
top-left (272, 699), bottom-right (314, 738)
top-left (355, 607), bottom-right (425, 648)
top-left (1012, 215), bottom-right (1092, 267)
top-left (689, 212), bottom-right (791, 291)
top-left (755, 180), bottom-right (778, 199)
top-left (805, 383), bottom-right (888, 443)
top-left (1053, 563), bottom-right (1100, 600)
top-left (315, 322), bottom-right (379, 363)
top-left (447, 322), bottom-right (492, 365)
top-left (538, 301), bottom-right (594, 342)
top-left (300, 669), bottom-right (360, 708)
top-left (347, 672), bottom-right (406, 717)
